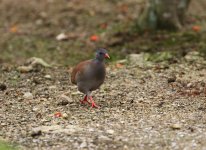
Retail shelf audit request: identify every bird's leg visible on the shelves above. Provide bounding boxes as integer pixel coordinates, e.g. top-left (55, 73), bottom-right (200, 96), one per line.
top-left (80, 95), bottom-right (90, 104)
top-left (89, 96), bottom-right (99, 108)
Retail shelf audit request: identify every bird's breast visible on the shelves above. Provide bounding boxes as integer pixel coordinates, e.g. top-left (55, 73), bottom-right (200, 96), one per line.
top-left (93, 65), bottom-right (106, 80)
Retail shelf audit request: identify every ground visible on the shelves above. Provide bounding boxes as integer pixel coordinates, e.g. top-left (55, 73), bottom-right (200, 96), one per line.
top-left (1, 0), bottom-right (206, 150)
top-left (1, 52), bottom-right (206, 150)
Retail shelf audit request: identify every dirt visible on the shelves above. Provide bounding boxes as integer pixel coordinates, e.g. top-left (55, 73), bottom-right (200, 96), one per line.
top-left (1, 0), bottom-right (206, 150)
top-left (0, 52), bottom-right (206, 150)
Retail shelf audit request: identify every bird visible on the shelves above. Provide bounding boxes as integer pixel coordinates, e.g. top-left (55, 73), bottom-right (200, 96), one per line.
top-left (71, 48), bottom-right (110, 108)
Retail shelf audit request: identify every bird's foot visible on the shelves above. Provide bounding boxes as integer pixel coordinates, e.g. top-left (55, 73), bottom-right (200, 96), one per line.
top-left (89, 96), bottom-right (99, 108)
top-left (91, 102), bottom-right (99, 108)
top-left (80, 95), bottom-right (90, 104)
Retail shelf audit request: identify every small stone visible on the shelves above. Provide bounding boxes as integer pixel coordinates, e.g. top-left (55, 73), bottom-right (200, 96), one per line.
top-left (35, 19), bottom-right (43, 25)
top-left (98, 135), bottom-right (110, 141)
top-left (187, 83), bottom-right (193, 88)
top-left (27, 57), bottom-right (51, 67)
top-left (17, 66), bottom-right (33, 73)
top-left (71, 91), bottom-right (81, 95)
top-left (170, 124), bottom-right (181, 130)
top-left (1, 123), bottom-right (7, 126)
top-left (23, 92), bottom-right (33, 99)
top-left (79, 141), bottom-right (87, 148)
top-left (33, 78), bottom-right (41, 84)
top-left (0, 83), bottom-right (7, 91)
top-left (62, 113), bottom-right (70, 119)
top-left (56, 33), bottom-right (69, 41)
top-left (39, 98), bottom-right (47, 102)
top-left (58, 99), bottom-right (69, 105)
top-left (44, 75), bottom-right (51, 79)
top-left (32, 107), bottom-right (39, 112)
top-left (49, 86), bottom-right (57, 89)
top-left (127, 53), bottom-right (152, 68)
top-left (58, 95), bottom-right (73, 105)
top-left (116, 59), bottom-right (127, 64)
top-left (106, 129), bottom-right (115, 134)
top-left (31, 129), bottom-right (42, 137)
top-left (167, 76), bottom-right (176, 83)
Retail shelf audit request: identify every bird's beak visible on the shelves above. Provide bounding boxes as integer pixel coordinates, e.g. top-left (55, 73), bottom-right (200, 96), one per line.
top-left (104, 53), bottom-right (110, 59)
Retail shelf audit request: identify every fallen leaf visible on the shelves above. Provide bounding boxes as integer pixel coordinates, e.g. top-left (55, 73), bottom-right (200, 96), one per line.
top-left (17, 66), bottom-right (33, 73)
top-left (56, 32), bottom-right (85, 41)
top-left (100, 23), bottom-right (107, 29)
top-left (56, 33), bottom-right (69, 41)
top-left (115, 63), bottom-right (124, 68)
top-left (88, 10), bottom-right (95, 16)
top-left (90, 35), bottom-right (99, 42)
top-left (10, 25), bottom-right (18, 33)
top-left (54, 112), bottom-right (62, 118)
top-left (27, 57), bottom-right (51, 67)
top-left (118, 4), bottom-right (128, 14)
top-left (192, 25), bottom-right (200, 32)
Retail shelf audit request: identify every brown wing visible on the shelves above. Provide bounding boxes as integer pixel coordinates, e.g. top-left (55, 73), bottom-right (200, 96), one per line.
top-left (71, 60), bottom-right (91, 85)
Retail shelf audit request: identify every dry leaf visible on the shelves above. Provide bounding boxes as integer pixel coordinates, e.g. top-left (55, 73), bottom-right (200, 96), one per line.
top-left (116, 63), bottom-right (124, 68)
top-left (192, 25), bottom-right (200, 32)
top-left (90, 35), bottom-right (99, 42)
top-left (56, 33), bottom-right (69, 41)
top-left (10, 25), bottom-right (18, 33)
top-left (54, 112), bottom-right (62, 118)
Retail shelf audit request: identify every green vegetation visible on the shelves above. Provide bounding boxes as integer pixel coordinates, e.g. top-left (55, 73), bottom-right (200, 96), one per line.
top-left (0, 141), bottom-right (17, 150)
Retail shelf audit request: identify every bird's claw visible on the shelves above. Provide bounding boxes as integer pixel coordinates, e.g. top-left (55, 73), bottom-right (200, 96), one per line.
top-left (80, 95), bottom-right (90, 104)
top-left (91, 102), bottom-right (99, 108)
top-left (80, 95), bottom-right (99, 108)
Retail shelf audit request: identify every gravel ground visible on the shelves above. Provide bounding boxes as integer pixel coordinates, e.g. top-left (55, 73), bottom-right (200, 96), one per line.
top-left (1, 52), bottom-right (206, 150)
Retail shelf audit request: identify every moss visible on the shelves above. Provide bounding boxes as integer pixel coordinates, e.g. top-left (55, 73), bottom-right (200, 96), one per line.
top-left (144, 51), bottom-right (176, 62)
top-left (0, 141), bottom-right (18, 150)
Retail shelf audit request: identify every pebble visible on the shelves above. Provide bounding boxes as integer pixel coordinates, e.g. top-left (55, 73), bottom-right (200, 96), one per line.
top-left (62, 113), bottom-right (71, 119)
top-left (170, 124), bottom-right (181, 130)
top-left (32, 107), bottom-right (39, 112)
top-left (167, 75), bottom-right (176, 83)
top-left (0, 83), bottom-right (7, 91)
top-left (98, 135), bottom-right (110, 141)
top-left (27, 57), bottom-right (51, 67)
top-left (58, 95), bottom-right (73, 105)
top-left (44, 75), bottom-right (52, 79)
top-left (49, 86), bottom-right (57, 89)
top-left (187, 83), bottom-right (193, 88)
top-left (71, 91), bottom-right (81, 95)
top-left (79, 141), bottom-right (87, 148)
top-left (127, 53), bottom-right (152, 68)
top-left (23, 92), bottom-right (33, 99)
top-left (56, 33), bottom-right (69, 41)
top-left (17, 66), bottom-right (33, 73)
top-left (1, 123), bottom-right (6, 126)
top-left (31, 129), bottom-right (42, 137)
top-left (106, 129), bottom-right (115, 134)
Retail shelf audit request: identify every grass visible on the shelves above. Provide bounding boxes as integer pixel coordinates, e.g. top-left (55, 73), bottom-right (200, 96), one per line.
top-left (0, 141), bottom-right (17, 150)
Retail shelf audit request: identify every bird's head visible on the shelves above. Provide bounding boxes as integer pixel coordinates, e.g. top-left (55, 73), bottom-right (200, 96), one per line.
top-left (95, 48), bottom-right (110, 61)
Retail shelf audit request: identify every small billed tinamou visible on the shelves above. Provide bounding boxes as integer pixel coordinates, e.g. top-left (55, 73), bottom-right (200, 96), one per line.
top-left (71, 48), bottom-right (110, 108)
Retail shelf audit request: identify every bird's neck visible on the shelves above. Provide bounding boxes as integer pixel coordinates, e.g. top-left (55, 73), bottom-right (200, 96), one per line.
top-left (94, 57), bottom-right (104, 63)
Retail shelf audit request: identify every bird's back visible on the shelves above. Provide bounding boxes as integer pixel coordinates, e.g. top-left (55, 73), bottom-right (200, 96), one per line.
top-left (71, 60), bottom-right (91, 85)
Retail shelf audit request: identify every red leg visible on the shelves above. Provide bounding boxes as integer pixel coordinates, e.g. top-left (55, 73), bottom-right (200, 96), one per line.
top-left (80, 95), bottom-right (90, 104)
top-left (89, 96), bottom-right (99, 108)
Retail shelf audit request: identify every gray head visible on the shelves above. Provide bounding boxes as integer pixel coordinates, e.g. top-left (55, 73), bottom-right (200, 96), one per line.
top-left (95, 48), bottom-right (110, 61)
